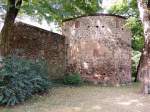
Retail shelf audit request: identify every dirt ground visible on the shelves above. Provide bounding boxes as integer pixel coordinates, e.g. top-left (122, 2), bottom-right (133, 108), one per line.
top-left (1, 83), bottom-right (150, 112)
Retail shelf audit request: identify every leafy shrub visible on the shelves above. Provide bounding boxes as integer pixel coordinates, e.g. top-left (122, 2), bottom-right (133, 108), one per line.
top-left (63, 72), bottom-right (83, 85)
top-left (0, 55), bottom-right (51, 106)
top-left (132, 50), bottom-right (141, 80)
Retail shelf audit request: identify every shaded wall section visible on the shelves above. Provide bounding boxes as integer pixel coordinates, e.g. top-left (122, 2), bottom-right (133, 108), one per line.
top-left (62, 14), bottom-right (132, 85)
top-left (9, 22), bottom-right (66, 79)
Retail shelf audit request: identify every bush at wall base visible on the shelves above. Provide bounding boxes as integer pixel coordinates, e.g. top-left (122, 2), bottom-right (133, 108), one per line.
top-left (0, 55), bottom-right (51, 106)
top-left (63, 72), bottom-right (83, 85)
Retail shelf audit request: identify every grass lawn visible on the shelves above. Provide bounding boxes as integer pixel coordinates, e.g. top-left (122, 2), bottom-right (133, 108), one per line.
top-left (0, 83), bottom-right (150, 112)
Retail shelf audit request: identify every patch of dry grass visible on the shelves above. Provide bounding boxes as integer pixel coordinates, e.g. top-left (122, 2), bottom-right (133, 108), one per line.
top-left (0, 83), bottom-right (150, 112)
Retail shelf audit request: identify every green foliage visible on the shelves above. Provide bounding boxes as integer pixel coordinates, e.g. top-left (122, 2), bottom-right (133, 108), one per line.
top-left (0, 0), bottom-right (102, 23)
top-left (108, 0), bottom-right (138, 17)
top-left (108, 0), bottom-right (129, 16)
top-left (63, 72), bottom-right (83, 85)
top-left (0, 55), bottom-right (51, 106)
top-left (21, 0), bottom-right (101, 22)
top-left (132, 51), bottom-right (141, 78)
top-left (125, 17), bottom-right (144, 51)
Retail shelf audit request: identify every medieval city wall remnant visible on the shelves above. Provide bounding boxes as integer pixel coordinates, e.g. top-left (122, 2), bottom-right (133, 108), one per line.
top-left (7, 14), bottom-right (132, 85)
top-left (9, 22), bottom-right (66, 79)
top-left (62, 14), bottom-right (132, 85)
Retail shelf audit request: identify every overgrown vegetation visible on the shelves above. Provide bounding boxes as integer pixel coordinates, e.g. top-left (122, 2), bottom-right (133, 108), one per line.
top-left (0, 55), bottom-right (51, 106)
top-left (132, 51), bottom-right (141, 81)
top-left (63, 72), bottom-right (83, 85)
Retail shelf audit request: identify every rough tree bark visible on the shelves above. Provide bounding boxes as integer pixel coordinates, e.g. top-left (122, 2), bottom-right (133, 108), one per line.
top-left (134, 53), bottom-right (142, 82)
top-left (0, 0), bottom-right (22, 56)
top-left (137, 0), bottom-right (150, 94)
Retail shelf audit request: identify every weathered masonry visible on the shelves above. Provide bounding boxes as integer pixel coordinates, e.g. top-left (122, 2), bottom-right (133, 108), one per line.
top-left (9, 22), bottom-right (66, 79)
top-left (62, 14), bottom-right (132, 85)
top-left (7, 14), bottom-right (132, 85)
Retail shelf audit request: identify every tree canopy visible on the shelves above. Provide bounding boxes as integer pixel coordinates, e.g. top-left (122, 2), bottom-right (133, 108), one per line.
top-left (0, 0), bottom-right (102, 23)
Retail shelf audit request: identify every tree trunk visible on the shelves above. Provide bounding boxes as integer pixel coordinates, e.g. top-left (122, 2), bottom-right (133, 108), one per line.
top-left (0, 0), bottom-right (22, 56)
top-left (135, 51), bottom-right (144, 82)
top-left (137, 0), bottom-right (150, 94)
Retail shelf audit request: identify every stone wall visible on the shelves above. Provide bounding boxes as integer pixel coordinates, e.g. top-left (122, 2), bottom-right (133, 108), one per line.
top-left (5, 14), bottom-right (132, 85)
top-left (62, 14), bottom-right (132, 85)
top-left (9, 22), bottom-right (66, 79)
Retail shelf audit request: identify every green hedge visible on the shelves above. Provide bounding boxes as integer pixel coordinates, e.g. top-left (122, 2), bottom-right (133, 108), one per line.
top-left (0, 55), bottom-right (51, 106)
top-left (63, 72), bottom-right (83, 85)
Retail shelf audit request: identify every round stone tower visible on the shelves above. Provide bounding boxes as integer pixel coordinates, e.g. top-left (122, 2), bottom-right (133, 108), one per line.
top-left (62, 14), bottom-right (131, 85)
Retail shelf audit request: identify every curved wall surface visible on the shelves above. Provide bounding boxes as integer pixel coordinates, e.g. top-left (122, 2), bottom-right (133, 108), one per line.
top-left (62, 14), bottom-right (132, 85)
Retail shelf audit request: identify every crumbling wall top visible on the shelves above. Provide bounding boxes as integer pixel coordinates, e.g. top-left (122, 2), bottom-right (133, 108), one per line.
top-left (63, 13), bottom-right (126, 22)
